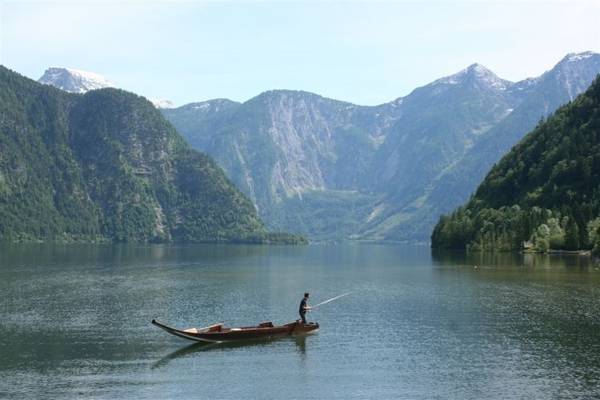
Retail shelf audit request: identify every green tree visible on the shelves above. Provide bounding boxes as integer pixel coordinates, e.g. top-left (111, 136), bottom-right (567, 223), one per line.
top-left (564, 217), bottom-right (580, 250)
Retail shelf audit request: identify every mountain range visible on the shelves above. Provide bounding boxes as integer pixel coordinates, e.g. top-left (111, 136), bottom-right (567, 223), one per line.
top-left (160, 52), bottom-right (600, 242)
top-left (1, 66), bottom-right (301, 243)
top-left (432, 74), bottom-right (600, 252)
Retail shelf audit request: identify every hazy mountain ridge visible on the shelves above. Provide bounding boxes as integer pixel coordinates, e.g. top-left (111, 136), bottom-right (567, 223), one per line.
top-left (366, 52), bottom-right (600, 241)
top-left (166, 91), bottom-right (399, 209)
top-left (160, 52), bottom-right (600, 241)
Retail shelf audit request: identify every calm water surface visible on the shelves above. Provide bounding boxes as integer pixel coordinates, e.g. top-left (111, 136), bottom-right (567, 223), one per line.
top-left (1, 244), bottom-right (600, 399)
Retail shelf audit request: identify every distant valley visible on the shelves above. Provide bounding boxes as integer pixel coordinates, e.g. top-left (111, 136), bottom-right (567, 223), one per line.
top-left (161, 52), bottom-right (600, 242)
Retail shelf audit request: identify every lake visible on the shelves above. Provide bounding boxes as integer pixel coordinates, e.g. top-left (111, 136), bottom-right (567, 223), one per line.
top-left (1, 244), bottom-right (600, 399)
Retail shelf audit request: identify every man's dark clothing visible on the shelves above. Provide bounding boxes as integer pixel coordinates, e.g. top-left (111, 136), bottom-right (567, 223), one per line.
top-left (299, 297), bottom-right (308, 324)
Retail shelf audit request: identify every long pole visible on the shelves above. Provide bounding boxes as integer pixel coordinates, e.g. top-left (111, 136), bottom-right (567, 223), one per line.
top-left (311, 292), bottom-right (351, 310)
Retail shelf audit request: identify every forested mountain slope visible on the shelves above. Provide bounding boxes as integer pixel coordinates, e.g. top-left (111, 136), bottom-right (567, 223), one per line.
top-left (431, 75), bottom-right (600, 252)
top-left (0, 66), bottom-right (300, 243)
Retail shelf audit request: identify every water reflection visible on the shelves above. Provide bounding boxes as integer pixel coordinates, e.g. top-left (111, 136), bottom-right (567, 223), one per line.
top-left (0, 243), bottom-right (273, 270)
top-left (431, 248), bottom-right (600, 397)
top-left (294, 336), bottom-right (307, 355)
top-left (152, 336), bottom-right (311, 369)
top-left (431, 249), bottom-right (597, 272)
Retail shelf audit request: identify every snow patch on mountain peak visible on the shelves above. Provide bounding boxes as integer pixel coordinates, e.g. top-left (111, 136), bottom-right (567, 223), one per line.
top-left (151, 98), bottom-right (175, 109)
top-left (39, 67), bottom-right (115, 93)
top-left (565, 51), bottom-right (597, 62)
top-left (193, 103), bottom-right (211, 110)
top-left (434, 63), bottom-right (510, 90)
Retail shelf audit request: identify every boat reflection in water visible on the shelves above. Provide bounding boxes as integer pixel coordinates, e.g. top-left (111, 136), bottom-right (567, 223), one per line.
top-left (152, 336), bottom-right (310, 369)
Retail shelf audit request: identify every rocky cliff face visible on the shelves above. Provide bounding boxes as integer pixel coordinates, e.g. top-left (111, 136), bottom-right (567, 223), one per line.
top-left (165, 91), bottom-right (398, 213)
top-left (164, 52), bottom-right (600, 242)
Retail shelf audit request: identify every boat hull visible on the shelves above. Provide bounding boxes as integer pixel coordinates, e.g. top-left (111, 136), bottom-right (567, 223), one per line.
top-left (151, 319), bottom-right (319, 343)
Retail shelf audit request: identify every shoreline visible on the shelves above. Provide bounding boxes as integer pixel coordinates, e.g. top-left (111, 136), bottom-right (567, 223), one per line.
top-left (522, 249), bottom-right (592, 256)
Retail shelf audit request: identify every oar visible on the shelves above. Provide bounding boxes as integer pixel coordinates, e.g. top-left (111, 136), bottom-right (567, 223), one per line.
top-left (310, 292), bottom-right (351, 310)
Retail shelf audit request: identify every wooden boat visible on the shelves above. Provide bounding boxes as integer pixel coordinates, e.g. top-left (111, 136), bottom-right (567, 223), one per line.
top-left (151, 319), bottom-right (319, 343)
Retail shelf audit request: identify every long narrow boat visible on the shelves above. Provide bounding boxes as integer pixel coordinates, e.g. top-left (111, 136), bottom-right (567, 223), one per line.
top-left (151, 319), bottom-right (319, 343)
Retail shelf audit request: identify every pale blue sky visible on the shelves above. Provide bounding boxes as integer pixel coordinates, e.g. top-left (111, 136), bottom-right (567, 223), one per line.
top-left (1, 0), bottom-right (599, 106)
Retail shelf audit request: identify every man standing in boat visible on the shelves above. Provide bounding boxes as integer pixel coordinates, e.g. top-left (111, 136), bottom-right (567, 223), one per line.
top-left (299, 292), bottom-right (311, 324)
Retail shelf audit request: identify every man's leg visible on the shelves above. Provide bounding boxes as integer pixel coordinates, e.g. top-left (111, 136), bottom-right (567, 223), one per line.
top-left (301, 313), bottom-right (307, 324)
